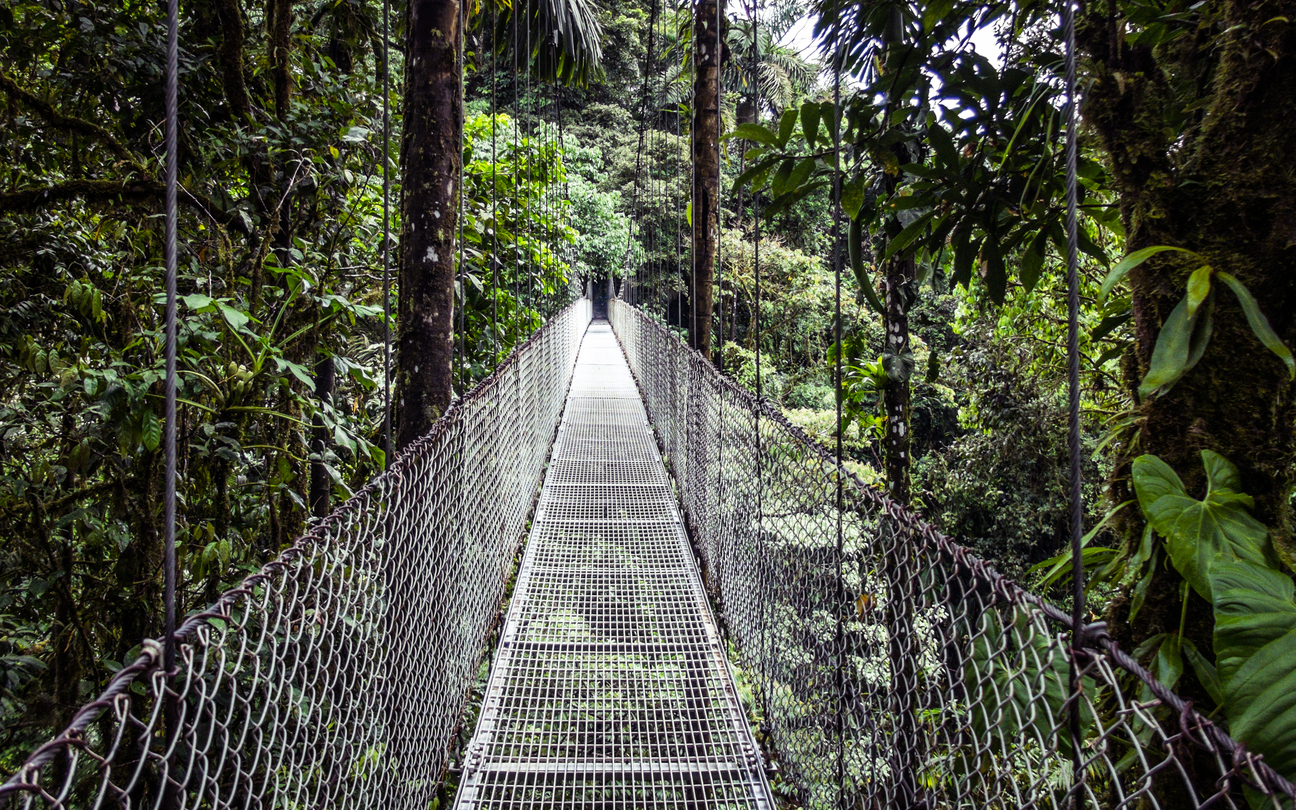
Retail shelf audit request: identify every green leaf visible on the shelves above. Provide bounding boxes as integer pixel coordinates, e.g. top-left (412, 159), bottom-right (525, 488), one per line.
top-left (216, 302), bottom-right (251, 332)
top-left (1154, 633), bottom-right (1184, 690)
top-left (275, 358), bottom-right (317, 388)
top-left (1131, 451), bottom-right (1270, 601)
top-left (141, 409), bottom-right (161, 452)
top-left (182, 293), bottom-right (215, 310)
top-left (883, 210), bottom-right (937, 260)
top-left (1091, 312), bottom-right (1132, 342)
top-left (1185, 297), bottom-right (1214, 374)
top-left (1020, 229), bottom-right (1047, 294)
top-left (985, 247), bottom-right (1007, 306)
top-left (800, 102), bottom-right (820, 149)
top-left (1138, 295), bottom-right (1198, 399)
top-left (841, 174), bottom-right (866, 221)
top-left (1217, 272), bottom-right (1296, 379)
top-left (951, 229), bottom-right (975, 289)
top-left (964, 607), bottom-right (1092, 762)
top-left (927, 122), bottom-right (958, 170)
top-left (777, 108), bottom-right (798, 148)
top-left (771, 159), bottom-right (796, 197)
top-left (1100, 245), bottom-right (1199, 300)
top-left (1076, 227), bottom-right (1109, 266)
top-left (731, 123), bottom-right (779, 147)
top-left (786, 158), bottom-right (816, 196)
top-left (731, 157), bottom-right (777, 193)
top-left (881, 351), bottom-right (914, 383)
top-left (1186, 265), bottom-right (1212, 317)
top-left (1180, 637), bottom-right (1224, 706)
top-left (849, 217), bottom-right (883, 315)
top-left (1211, 558), bottom-right (1296, 783)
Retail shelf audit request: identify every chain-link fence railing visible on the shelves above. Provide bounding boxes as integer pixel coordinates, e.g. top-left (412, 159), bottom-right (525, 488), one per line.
top-left (0, 300), bottom-right (592, 810)
top-left (610, 299), bottom-right (1296, 810)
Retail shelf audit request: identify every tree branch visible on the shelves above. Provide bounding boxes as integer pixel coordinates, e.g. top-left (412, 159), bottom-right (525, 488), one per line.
top-left (0, 179), bottom-right (240, 228)
top-left (0, 72), bottom-right (138, 166)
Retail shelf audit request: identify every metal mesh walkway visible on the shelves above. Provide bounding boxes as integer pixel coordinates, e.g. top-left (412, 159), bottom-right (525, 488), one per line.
top-left (454, 322), bottom-right (774, 810)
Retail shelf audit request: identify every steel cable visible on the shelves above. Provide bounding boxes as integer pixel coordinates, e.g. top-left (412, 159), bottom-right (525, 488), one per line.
top-left (1062, 0), bottom-right (1087, 802)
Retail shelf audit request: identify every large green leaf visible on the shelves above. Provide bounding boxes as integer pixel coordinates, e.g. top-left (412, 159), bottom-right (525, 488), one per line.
top-left (1217, 272), bottom-right (1296, 380)
top-left (1099, 245), bottom-right (1199, 300)
top-left (963, 606), bottom-right (1092, 764)
top-left (730, 123), bottom-right (779, 147)
top-left (1211, 558), bottom-right (1296, 784)
top-left (800, 102), bottom-right (820, 149)
top-left (1139, 295), bottom-right (1205, 399)
top-left (776, 108), bottom-right (798, 148)
top-left (1131, 451), bottom-right (1270, 601)
top-left (141, 409), bottom-right (162, 452)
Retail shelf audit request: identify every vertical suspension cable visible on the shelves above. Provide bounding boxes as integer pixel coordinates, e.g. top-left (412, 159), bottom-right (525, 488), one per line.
top-left (160, 1), bottom-right (180, 803)
top-left (491, 7), bottom-right (499, 361)
top-left (381, 0), bottom-right (392, 462)
top-left (162, 0), bottom-right (180, 679)
top-left (525, 0), bottom-right (534, 322)
top-left (512, 6), bottom-right (521, 345)
top-left (625, 0), bottom-right (659, 304)
top-left (1063, 0), bottom-right (1086, 801)
top-left (751, 7), bottom-right (761, 402)
top-left (751, 0), bottom-right (771, 730)
top-left (689, 6), bottom-right (697, 346)
top-left (675, 98), bottom-right (682, 326)
top-left (831, 40), bottom-right (847, 810)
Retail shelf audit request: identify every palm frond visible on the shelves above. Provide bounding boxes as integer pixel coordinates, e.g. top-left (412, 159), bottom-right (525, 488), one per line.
top-left (489, 0), bottom-right (603, 86)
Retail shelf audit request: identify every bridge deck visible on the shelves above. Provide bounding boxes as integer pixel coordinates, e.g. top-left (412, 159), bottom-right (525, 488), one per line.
top-left (454, 322), bottom-right (773, 809)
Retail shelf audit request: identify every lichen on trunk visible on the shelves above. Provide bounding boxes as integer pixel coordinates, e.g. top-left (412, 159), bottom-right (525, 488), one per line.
top-left (396, 0), bottom-right (461, 448)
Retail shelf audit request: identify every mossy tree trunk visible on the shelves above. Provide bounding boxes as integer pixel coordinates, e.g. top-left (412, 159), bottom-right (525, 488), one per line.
top-left (396, 0), bottom-right (460, 448)
top-left (1077, 0), bottom-right (1296, 696)
top-left (690, 0), bottom-right (723, 362)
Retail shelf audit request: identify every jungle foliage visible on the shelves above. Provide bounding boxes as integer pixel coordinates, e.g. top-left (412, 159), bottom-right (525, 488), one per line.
top-left (2, 0), bottom-right (1294, 791)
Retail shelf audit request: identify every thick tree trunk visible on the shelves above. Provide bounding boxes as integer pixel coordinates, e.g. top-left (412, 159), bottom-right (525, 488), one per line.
top-left (396, 0), bottom-right (460, 448)
top-left (690, 0), bottom-right (723, 362)
top-left (1077, 0), bottom-right (1296, 698)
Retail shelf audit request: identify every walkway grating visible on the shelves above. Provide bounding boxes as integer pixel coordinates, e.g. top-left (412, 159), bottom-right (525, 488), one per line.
top-left (454, 322), bottom-right (774, 810)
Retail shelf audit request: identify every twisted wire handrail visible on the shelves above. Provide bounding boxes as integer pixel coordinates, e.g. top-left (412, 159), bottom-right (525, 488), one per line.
top-left (0, 300), bottom-right (592, 810)
top-left (610, 298), bottom-right (1296, 810)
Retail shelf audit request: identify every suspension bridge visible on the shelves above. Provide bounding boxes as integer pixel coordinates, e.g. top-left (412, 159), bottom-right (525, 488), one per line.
top-left (1, 298), bottom-right (1293, 809)
top-left (2, 0), bottom-right (1295, 802)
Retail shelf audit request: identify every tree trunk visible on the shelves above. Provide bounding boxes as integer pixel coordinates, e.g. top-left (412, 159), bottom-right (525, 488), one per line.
top-left (269, 0), bottom-right (294, 120)
top-left (396, 0), bottom-right (460, 449)
top-left (1076, 0), bottom-right (1296, 698)
top-left (883, 257), bottom-right (914, 503)
top-left (690, 0), bottom-right (723, 362)
top-left (309, 355), bottom-right (334, 518)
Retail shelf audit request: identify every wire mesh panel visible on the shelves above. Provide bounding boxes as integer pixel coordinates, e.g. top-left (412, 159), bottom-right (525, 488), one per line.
top-left (453, 322), bottom-right (774, 810)
top-left (609, 299), bottom-right (1296, 810)
top-left (0, 300), bottom-right (592, 810)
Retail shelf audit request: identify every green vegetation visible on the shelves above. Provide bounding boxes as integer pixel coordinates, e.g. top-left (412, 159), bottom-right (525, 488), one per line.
top-left (2, 0), bottom-right (1295, 794)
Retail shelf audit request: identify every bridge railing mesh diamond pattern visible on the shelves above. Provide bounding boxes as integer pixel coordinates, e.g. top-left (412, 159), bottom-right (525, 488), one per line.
top-left (610, 299), bottom-right (1296, 810)
top-left (0, 300), bottom-right (592, 810)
